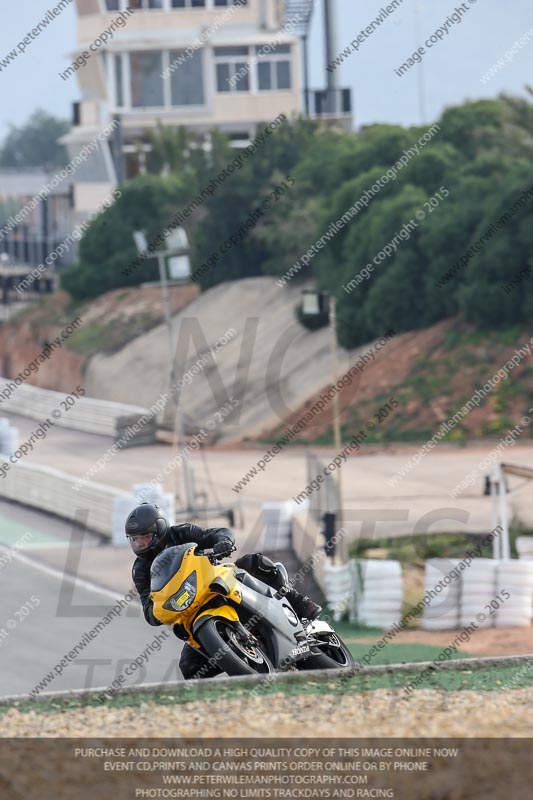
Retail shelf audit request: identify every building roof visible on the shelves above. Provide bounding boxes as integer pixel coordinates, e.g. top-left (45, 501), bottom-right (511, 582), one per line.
top-left (73, 23), bottom-right (299, 53)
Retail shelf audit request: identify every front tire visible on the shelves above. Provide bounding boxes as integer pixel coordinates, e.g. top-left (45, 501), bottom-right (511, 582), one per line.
top-left (196, 618), bottom-right (273, 676)
top-left (301, 632), bottom-right (356, 670)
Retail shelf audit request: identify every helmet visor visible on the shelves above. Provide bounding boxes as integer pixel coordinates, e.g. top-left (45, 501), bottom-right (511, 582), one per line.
top-left (128, 532), bottom-right (156, 555)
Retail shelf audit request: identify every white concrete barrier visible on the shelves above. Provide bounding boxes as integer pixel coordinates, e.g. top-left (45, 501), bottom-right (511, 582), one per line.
top-left (516, 536), bottom-right (533, 560)
top-left (424, 557), bottom-right (533, 630)
top-left (0, 419), bottom-right (18, 456)
top-left (352, 559), bottom-right (403, 628)
top-left (495, 560), bottom-right (533, 628)
top-left (0, 380), bottom-right (156, 444)
top-left (459, 559), bottom-right (498, 630)
top-left (323, 562), bottom-right (352, 622)
top-left (0, 458), bottom-right (127, 537)
top-left (422, 559), bottom-right (461, 631)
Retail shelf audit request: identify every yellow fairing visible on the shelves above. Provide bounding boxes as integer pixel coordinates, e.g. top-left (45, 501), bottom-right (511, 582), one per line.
top-left (150, 546), bottom-right (243, 647)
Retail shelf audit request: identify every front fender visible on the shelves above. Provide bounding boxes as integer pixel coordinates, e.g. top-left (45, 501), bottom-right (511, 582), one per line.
top-left (192, 605), bottom-right (240, 637)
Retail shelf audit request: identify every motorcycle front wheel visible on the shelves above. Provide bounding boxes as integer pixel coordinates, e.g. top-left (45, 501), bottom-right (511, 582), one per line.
top-left (301, 631), bottom-right (356, 670)
top-left (196, 618), bottom-right (274, 676)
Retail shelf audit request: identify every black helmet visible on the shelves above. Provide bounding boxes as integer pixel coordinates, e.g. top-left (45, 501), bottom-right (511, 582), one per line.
top-left (125, 502), bottom-right (169, 557)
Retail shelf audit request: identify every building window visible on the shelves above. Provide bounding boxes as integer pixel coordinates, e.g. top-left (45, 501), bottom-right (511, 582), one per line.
top-left (169, 49), bottom-right (204, 105)
top-left (227, 131), bottom-right (252, 143)
top-left (105, 0), bottom-right (245, 8)
top-left (130, 52), bottom-right (164, 107)
top-left (171, 0), bottom-right (206, 8)
top-left (128, 0), bottom-right (164, 9)
top-left (214, 46), bottom-right (249, 92)
top-left (172, 0), bottom-right (206, 7)
top-left (114, 50), bottom-right (206, 108)
top-left (132, 0), bottom-right (165, 8)
top-left (276, 61), bottom-right (291, 89)
top-left (256, 44), bottom-right (291, 91)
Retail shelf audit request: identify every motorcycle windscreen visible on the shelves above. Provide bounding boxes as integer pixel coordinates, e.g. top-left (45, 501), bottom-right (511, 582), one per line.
top-left (150, 544), bottom-right (195, 591)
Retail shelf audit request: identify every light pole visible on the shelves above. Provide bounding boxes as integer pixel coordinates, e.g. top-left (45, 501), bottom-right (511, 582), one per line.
top-left (301, 289), bottom-right (345, 562)
top-left (133, 228), bottom-right (192, 506)
top-left (133, 227), bottom-right (191, 398)
top-left (132, 229), bottom-right (241, 527)
top-left (490, 464), bottom-right (511, 560)
top-left (0, 253), bottom-right (10, 322)
top-left (323, 0), bottom-right (339, 115)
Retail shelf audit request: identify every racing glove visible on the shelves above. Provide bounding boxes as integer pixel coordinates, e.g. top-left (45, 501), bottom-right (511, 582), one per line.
top-left (213, 539), bottom-right (235, 559)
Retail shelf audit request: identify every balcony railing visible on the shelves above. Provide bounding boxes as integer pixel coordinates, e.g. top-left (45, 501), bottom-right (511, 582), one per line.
top-left (281, 0), bottom-right (315, 35)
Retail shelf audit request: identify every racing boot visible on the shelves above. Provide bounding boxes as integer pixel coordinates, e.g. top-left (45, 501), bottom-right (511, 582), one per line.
top-left (283, 588), bottom-right (322, 621)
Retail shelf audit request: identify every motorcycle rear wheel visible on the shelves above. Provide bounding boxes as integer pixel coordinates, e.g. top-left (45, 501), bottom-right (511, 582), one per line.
top-left (301, 632), bottom-right (356, 670)
top-left (197, 618), bottom-right (274, 676)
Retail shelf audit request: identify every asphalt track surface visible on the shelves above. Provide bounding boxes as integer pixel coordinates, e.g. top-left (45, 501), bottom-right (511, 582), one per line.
top-left (5, 409), bottom-right (533, 538)
top-left (0, 500), bottom-right (185, 697)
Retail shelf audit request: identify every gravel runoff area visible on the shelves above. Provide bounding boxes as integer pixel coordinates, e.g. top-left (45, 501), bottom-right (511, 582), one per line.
top-left (1, 687), bottom-right (531, 738)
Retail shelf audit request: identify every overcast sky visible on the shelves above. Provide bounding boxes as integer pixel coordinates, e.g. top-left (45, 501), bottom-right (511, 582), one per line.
top-left (0, 0), bottom-right (531, 139)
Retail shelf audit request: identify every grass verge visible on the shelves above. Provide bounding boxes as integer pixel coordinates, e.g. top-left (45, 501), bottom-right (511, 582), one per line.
top-left (2, 663), bottom-right (530, 719)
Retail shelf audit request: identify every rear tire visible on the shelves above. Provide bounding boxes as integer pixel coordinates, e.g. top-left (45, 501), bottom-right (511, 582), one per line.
top-left (301, 632), bottom-right (355, 671)
top-left (196, 618), bottom-right (273, 677)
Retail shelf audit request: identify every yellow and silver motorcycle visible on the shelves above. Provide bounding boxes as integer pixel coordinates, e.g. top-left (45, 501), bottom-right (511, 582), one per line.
top-left (150, 543), bottom-right (355, 676)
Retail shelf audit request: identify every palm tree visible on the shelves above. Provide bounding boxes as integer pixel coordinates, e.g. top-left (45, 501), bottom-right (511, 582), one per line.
top-left (499, 92), bottom-right (533, 160)
top-left (147, 122), bottom-right (196, 176)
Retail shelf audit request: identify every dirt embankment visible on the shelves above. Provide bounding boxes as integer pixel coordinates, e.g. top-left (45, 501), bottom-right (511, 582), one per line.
top-left (269, 319), bottom-right (454, 442)
top-left (269, 318), bottom-right (533, 445)
top-left (0, 292), bottom-right (85, 393)
top-left (81, 277), bottom-right (356, 436)
top-left (0, 285), bottom-right (198, 396)
top-left (3, 279), bottom-right (532, 445)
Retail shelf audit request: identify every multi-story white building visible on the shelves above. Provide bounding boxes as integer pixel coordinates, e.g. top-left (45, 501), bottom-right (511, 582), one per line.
top-left (64, 0), bottom-right (351, 219)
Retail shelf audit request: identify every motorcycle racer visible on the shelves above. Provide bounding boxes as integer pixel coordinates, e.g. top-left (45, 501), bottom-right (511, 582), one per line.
top-left (126, 502), bottom-right (321, 679)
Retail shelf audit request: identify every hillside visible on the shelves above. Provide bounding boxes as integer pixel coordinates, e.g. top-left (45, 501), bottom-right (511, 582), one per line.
top-left (268, 319), bottom-right (533, 445)
top-left (82, 277), bottom-right (357, 439)
top-left (2, 280), bottom-right (532, 445)
top-left (0, 278), bottom-right (357, 441)
top-left (0, 284), bottom-right (199, 397)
